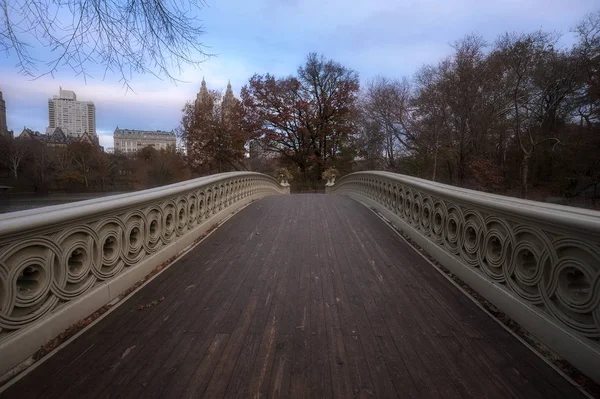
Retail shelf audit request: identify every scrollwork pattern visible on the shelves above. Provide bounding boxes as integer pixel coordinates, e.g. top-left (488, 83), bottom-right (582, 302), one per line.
top-left (329, 173), bottom-right (600, 340)
top-left (0, 174), bottom-right (285, 334)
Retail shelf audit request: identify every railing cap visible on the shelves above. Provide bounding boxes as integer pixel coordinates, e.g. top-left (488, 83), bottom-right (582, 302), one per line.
top-left (335, 171), bottom-right (600, 234)
top-left (0, 172), bottom-right (277, 238)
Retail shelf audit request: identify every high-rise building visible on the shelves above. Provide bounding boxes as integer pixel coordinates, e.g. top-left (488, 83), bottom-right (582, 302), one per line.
top-left (113, 127), bottom-right (176, 154)
top-left (0, 91), bottom-right (8, 137)
top-left (48, 87), bottom-right (96, 138)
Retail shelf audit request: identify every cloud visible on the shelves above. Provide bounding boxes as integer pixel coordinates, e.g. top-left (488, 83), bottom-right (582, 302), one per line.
top-left (0, 55), bottom-right (256, 140)
top-left (1, 0), bottom-right (598, 146)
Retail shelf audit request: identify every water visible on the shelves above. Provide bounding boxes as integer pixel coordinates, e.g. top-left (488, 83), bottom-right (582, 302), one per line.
top-left (0, 192), bottom-right (128, 214)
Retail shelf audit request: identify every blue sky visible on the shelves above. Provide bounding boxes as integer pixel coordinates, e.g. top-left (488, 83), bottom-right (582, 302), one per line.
top-left (1, 0), bottom-right (598, 149)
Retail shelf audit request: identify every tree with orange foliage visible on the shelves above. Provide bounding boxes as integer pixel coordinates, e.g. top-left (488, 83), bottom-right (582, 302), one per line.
top-left (180, 84), bottom-right (249, 174)
top-left (241, 53), bottom-right (360, 182)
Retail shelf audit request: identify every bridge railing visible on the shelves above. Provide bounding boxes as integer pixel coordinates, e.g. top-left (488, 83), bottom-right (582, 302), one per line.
top-left (328, 171), bottom-right (600, 382)
top-left (0, 172), bottom-right (287, 376)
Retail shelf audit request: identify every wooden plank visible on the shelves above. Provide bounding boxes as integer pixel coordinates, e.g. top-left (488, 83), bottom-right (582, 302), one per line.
top-left (288, 199), bottom-right (313, 398)
top-left (202, 296), bottom-right (260, 397)
top-left (180, 333), bottom-right (230, 398)
top-left (331, 212), bottom-right (398, 397)
top-left (316, 205), bottom-right (353, 399)
top-left (138, 333), bottom-right (200, 399)
top-left (308, 217), bottom-right (333, 399)
top-left (223, 333), bottom-right (262, 398)
top-left (267, 333), bottom-right (294, 399)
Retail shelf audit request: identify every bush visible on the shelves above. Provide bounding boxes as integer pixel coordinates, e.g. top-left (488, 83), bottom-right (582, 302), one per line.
top-left (322, 168), bottom-right (339, 182)
top-left (274, 167), bottom-right (293, 183)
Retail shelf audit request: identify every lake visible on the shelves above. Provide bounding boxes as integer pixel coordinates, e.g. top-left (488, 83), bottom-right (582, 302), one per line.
top-left (0, 192), bottom-right (128, 214)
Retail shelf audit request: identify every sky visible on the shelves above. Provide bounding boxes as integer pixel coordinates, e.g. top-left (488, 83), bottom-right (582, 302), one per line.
top-left (0, 0), bottom-right (598, 149)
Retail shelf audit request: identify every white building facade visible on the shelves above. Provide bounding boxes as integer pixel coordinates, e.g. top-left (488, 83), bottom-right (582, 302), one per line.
top-left (113, 127), bottom-right (177, 154)
top-left (48, 87), bottom-right (96, 138)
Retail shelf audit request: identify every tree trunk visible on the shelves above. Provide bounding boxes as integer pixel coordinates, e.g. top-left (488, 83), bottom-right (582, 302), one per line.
top-left (432, 143), bottom-right (439, 182)
top-left (521, 154), bottom-right (530, 199)
top-left (446, 160), bottom-right (453, 184)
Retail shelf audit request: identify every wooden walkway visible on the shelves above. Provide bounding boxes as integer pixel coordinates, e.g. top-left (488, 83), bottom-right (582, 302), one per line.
top-left (2, 195), bottom-right (584, 398)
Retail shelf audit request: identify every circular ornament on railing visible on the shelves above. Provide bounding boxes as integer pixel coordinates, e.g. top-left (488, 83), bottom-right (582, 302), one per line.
top-left (403, 188), bottom-right (413, 221)
top-left (174, 197), bottom-right (188, 235)
top-left (120, 211), bottom-right (146, 266)
top-left (479, 216), bottom-right (514, 283)
top-left (411, 191), bottom-right (423, 227)
top-left (504, 225), bottom-right (554, 304)
top-left (205, 190), bottom-right (213, 217)
top-left (391, 185), bottom-right (399, 214)
top-left (226, 182), bottom-right (232, 207)
top-left (95, 218), bottom-right (126, 279)
top-left (420, 195), bottom-right (434, 235)
top-left (444, 205), bottom-right (464, 255)
top-left (541, 238), bottom-right (600, 337)
top-left (162, 201), bottom-right (177, 242)
top-left (458, 210), bottom-right (486, 267)
top-left (385, 183), bottom-right (393, 210)
top-left (0, 263), bottom-right (8, 332)
top-left (144, 207), bottom-right (163, 253)
top-left (198, 193), bottom-right (206, 222)
top-left (187, 194), bottom-right (198, 229)
top-left (212, 187), bottom-right (219, 214)
top-left (216, 184), bottom-right (223, 211)
top-left (396, 187), bottom-right (406, 218)
top-left (0, 238), bottom-right (61, 330)
top-left (52, 227), bottom-right (98, 300)
top-left (431, 199), bottom-right (447, 244)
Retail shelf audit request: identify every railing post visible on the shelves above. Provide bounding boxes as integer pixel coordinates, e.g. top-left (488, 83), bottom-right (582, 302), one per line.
top-left (279, 178), bottom-right (291, 194)
top-left (325, 177), bottom-right (335, 194)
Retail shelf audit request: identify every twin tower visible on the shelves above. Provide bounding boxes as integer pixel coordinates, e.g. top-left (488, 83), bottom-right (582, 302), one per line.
top-left (195, 78), bottom-right (238, 113)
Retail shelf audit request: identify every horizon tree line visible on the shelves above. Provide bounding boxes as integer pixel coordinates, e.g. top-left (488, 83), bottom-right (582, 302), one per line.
top-left (1, 10), bottom-right (599, 206)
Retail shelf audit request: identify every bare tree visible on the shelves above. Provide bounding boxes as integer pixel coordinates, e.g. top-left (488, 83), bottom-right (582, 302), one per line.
top-left (0, 0), bottom-right (209, 85)
top-left (29, 140), bottom-right (53, 189)
top-left (363, 76), bottom-right (414, 170)
top-left (53, 148), bottom-right (74, 174)
top-left (93, 151), bottom-right (116, 191)
top-left (412, 65), bottom-right (449, 181)
top-left (69, 142), bottom-right (96, 188)
top-left (572, 11), bottom-right (600, 126)
top-left (0, 136), bottom-right (28, 179)
top-left (493, 31), bottom-right (568, 198)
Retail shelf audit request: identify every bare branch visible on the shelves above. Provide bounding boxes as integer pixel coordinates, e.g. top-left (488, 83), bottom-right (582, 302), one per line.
top-left (0, 0), bottom-right (211, 85)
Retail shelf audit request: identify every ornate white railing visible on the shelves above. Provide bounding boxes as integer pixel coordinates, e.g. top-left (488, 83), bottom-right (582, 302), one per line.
top-left (0, 172), bottom-right (287, 376)
top-left (328, 171), bottom-right (600, 382)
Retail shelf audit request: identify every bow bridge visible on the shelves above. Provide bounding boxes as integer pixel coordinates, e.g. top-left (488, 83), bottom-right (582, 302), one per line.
top-left (0, 171), bottom-right (598, 398)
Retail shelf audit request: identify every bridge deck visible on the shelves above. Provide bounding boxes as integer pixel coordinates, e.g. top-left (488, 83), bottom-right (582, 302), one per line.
top-left (4, 195), bottom-right (583, 398)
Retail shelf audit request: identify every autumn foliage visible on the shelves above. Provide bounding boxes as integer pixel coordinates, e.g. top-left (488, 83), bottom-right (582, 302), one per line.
top-left (180, 88), bottom-right (249, 174)
top-left (241, 53), bottom-right (360, 186)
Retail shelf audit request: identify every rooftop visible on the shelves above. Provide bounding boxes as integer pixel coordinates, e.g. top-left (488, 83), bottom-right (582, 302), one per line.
top-left (114, 128), bottom-right (175, 137)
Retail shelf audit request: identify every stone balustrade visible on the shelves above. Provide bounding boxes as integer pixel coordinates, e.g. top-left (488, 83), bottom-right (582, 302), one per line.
top-left (328, 171), bottom-right (600, 382)
top-left (0, 172), bottom-right (286, 376)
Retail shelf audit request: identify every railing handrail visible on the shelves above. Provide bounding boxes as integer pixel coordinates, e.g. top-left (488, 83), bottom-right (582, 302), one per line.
top-left (336, 171), bottom-right (600, 235)
top-left (0, 172), bottom-right (279, 237)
